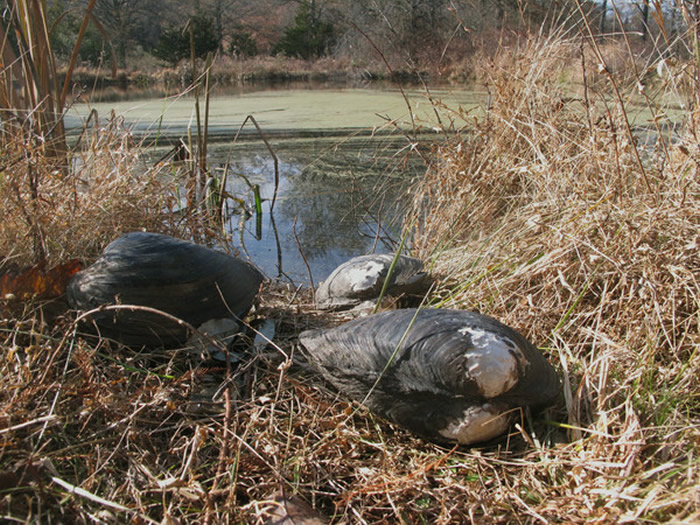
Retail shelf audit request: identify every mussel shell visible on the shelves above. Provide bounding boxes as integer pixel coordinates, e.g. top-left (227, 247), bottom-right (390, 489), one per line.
top-left (67, 232), bottom-right (263, 347)
top-left (299, 308), bottom-right (559, 445)
top-left (316, 254), bottom-right (430, 310)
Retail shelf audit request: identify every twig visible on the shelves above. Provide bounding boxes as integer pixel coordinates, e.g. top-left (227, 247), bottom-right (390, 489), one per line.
top-left (0, 415), bottom-right (58, 435)
top-left (232, 115), bottom-right (280, 211)
top-left (292, 215), bottom-right (315, 300)
top-left (51, 475), bottom-right (157, 524)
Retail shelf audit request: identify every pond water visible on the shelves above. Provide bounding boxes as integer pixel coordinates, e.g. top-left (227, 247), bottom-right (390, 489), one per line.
top-left (67, 85), bottom-right (485, 284)
top-left (208, 135), bottom-right (422, 284)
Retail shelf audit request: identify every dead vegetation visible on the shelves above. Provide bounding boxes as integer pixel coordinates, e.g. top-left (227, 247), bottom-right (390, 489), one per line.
top-left (407, 29), bottom-right (700, 523)
top-left (1, 8), bottom-right (699, 525)
top-left (0, 118), bottom-right (193, 269)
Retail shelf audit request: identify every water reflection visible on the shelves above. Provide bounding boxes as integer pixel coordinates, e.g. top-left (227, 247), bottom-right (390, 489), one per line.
top-left (212, 135), bottom-right (423, 284)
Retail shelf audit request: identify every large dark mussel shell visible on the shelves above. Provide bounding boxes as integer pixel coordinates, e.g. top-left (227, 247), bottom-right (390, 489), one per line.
top-left (67, 232), bottom-right (263, 347)
top-left (299, 308), bottom-right (559, 445)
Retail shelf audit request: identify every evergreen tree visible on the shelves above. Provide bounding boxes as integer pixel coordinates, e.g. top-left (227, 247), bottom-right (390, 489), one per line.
top-left (229, 30), bottom-right (258, 57)
top-left (153, 15), bottom-right (220, 65)
top-left (273, 1), bottom-right (335, 59)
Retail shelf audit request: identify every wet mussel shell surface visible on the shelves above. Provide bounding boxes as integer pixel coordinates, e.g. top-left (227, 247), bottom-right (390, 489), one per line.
top-left (316, 254), bottom-right (431, 310)
top-left (67, 232), bottom-right (263, 347)
top-left (299, 308), bottom-right (560, 445)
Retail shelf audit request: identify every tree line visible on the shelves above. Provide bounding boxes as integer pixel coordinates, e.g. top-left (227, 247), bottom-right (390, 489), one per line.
top-left (44, 0), bottom-right (694, 70)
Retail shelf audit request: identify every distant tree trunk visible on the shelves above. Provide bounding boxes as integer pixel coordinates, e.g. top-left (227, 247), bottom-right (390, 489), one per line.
top-left (116, 10), bottom-right (127, 67)
top-left (496, 0), bottom-right (504, 24)
top-left (214, 0), bottom-right (224, 52)
top-left (94, 0), bottom-right (145, 69)
top-left (641, 1), bottom-right (650, 40)
top-left (309, 0), bottom-right (319, 36)
top-left (600, 0), bottom-right (607, 33)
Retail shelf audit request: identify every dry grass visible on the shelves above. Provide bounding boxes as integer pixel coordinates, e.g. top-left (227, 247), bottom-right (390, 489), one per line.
top-left (0, 117), bottom-right (224, 269)
top-left (0, 281), bottom-right (568, 524)
top-left (407, 32), bottom-right (700, 522)
top-left (1, 25), bottom-right (699, 525)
